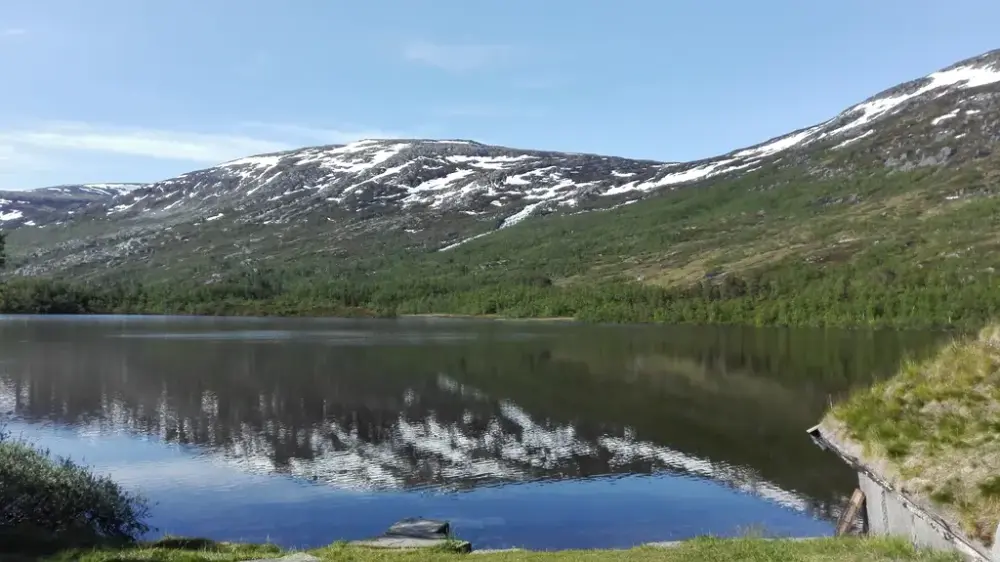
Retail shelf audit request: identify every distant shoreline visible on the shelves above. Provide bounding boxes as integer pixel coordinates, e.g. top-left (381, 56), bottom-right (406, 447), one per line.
top-left (0, 310), bottom-right (580, 324)
top-left (401, 313), bottom-right (577, 322)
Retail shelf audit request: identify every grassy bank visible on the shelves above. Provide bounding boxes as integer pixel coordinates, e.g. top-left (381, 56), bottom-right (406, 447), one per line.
top-left (0, 427), bottom-right (151, 559)
top-left (32, 536), bottom-right (961, 562)
top-left (823, 322), bottom-right (1000, 546)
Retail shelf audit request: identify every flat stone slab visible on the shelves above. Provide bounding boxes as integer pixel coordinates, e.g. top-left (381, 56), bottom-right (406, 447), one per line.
top-left (248, 554), bottom-right (320, 562)
top-left (349, 537), bottom-right (472, 553)
top-left (387, 518), bottom-right (451, 538)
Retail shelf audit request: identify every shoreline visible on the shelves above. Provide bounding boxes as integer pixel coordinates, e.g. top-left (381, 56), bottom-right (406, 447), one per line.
top-left (402, 312), bottom-right (578, 322)
top-left (2, 273), bottom-right (991, 330)
top-left (0, 309), bottom-right (967, 332)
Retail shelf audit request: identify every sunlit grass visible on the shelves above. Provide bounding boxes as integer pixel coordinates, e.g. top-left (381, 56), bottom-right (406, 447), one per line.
top-left (827, 323), bottom-right (1000, 545)
top-left (31, 537), bottom-right (960, 562)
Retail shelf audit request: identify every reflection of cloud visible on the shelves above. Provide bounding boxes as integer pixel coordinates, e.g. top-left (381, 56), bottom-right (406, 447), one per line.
top-left (2, 418), bottom-right (344, 504)
top-left (87, 459), bottom-right (243, 490)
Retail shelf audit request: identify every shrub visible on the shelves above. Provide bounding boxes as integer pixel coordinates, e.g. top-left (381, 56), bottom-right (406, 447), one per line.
top-left (0, 426), bottom-right (151, 550)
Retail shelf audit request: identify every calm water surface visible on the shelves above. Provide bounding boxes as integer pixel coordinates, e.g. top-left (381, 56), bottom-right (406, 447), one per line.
top-left (0, 316), bottom-right (948, 550)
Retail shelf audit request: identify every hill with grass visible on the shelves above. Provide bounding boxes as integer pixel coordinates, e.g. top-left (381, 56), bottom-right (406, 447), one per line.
top-left (2, 50), bottom-right (1000, 327)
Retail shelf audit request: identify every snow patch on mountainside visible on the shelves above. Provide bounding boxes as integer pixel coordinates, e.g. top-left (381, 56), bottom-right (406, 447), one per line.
top-left (832, 129), bottom-right (875, 150)
top-left (932, 108), bottom-right (962, 125)
top-left (38, 183), bottom-right (148, 197)
top-left (81, 183), bottom-right (147, 196)
top-left (719, 59), bottom-right (1000, 160)
top-left (734, 126), bottom-right (825, 160)
top-left (439, 201), bottom-right (547, 252)
top-left (822, 62), bottom-right (1000, 139)
top-left (501, 202), bottom-right (543, 228)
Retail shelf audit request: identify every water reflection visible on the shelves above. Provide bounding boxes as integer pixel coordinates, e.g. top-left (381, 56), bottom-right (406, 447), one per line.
top-left (0, 316), bottom-right (948, 544)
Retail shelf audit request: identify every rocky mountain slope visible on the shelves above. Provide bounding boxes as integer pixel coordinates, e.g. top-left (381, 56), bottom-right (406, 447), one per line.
top-left (4, 49), bottom-right (1000, 282)
top-left (0, 183), bottom-right (146, 229)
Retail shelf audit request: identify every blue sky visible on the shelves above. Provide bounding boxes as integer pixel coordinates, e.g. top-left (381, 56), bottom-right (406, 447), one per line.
top-left (1, 0), bottom-right (999, 190)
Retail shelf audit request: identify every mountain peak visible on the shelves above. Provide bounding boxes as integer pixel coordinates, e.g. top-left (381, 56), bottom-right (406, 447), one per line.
top-left (944, 47), bottom-right (1000, 70)
top-left (7, 48), bottom-right (1000, 279)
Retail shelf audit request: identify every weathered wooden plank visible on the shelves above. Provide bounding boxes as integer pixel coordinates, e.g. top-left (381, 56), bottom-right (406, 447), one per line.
top-left (835, 488), bottom-right (866, 536)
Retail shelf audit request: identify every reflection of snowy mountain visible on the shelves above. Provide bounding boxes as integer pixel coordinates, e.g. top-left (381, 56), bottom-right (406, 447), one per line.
top-left (0, 374), bottom-right (841, 521)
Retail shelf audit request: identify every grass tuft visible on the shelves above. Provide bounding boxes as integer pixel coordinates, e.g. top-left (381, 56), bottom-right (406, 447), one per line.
top-left (826, 322), bottom-right (1000, 546)
top-left (26, 537), bottom-right (960, 562)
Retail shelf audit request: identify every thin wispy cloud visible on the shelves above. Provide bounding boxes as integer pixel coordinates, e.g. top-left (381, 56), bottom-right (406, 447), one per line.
top-left (237, 121), bottom-right (405, 144)
top-left (434, 105), bottom-right (505, 118)
top-left (432, 104), bottom-right (545, 119)
top-left (233, 50), bottom-right (277, 78)
top-left (0, 144), bottom-right (53, 190)
top-left (0, 121), bottom-right (402, 165)
top-left (402, 40), bottom-right (515, 72)
top-left (0, 144), bottom-right (49, 172)
top-left (515, 76), bottom-right (564, 90)
top-left (0, 122), bottom-right (290, 163)
top-left (1, 28), bottom-right (27, 37)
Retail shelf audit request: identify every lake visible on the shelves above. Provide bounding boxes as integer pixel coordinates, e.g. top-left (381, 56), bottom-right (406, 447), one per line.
top-left (0, 315), bottom-right (948, 550)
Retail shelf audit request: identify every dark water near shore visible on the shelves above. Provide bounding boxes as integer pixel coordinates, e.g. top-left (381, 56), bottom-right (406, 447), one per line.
top-left (0, 316), bottom-right (948, 550)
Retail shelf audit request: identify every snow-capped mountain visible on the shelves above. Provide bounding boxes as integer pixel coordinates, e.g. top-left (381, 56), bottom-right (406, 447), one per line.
top-left (5, 49), bottom-right (1000, 277)
top-left (0, 183), bottom-right (148, 228)
top-left (82, 49), bottom-right (1000, 226)
top-left (108, 140), bottom-right (671, 223)
top-left (35, 183), bottom-right (149, 198)
top-left (727, 50), bottom-right (1000, 162)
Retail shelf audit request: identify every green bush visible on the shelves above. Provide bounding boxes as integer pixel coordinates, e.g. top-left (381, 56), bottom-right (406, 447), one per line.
top-left (0, 427), bottom-right (151, 550)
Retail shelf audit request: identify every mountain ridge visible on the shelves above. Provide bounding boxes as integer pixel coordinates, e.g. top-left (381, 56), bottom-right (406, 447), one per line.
top-left (5, 48), bottom-right (1000, 221)
top-left (0, 183), bottom-right (148, 228)
top-left (3, 48), bottom-right (1000, 306)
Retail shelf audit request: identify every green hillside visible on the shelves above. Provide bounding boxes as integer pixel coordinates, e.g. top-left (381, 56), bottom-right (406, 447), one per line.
top-left (4, 149), bottom-right (1000, 329)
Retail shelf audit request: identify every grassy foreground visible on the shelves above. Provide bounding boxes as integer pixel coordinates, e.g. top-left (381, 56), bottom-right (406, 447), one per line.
top-left (824, 323), bottom-right (1000, 546)
top-left (30, 536), bottom-right (960, 562)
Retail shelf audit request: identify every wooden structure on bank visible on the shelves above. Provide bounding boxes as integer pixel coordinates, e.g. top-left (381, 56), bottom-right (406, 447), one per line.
top-left (808, 424), bottom-right (999, 562)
